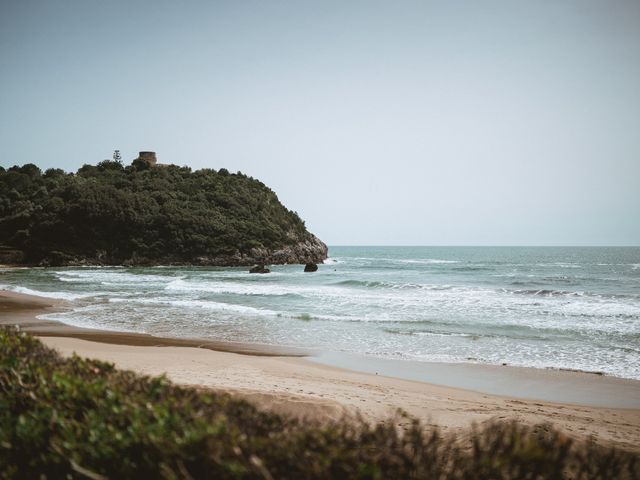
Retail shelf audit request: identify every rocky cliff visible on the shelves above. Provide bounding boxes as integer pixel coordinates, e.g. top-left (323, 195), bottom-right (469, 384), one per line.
top-left (192, 235), bottom-right (328, 267)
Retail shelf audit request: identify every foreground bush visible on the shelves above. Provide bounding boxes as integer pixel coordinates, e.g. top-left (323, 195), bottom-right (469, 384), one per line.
top-left (0, 328), bottom-right (637, 479)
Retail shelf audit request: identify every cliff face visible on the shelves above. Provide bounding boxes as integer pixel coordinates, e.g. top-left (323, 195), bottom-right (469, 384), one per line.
top-left (0, 161), bottom-right (328, 267)
top-left (42, 235), bottom-right (328, 267)
top-left (191, 235), bottom-right (328, 267)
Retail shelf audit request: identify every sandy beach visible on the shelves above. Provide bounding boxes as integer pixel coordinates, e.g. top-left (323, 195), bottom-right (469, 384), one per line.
top-left (2, 289), bottom-right (639, 453)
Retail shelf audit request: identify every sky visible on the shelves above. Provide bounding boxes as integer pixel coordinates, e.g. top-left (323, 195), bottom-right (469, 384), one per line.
top-left (1, 0), bottom-right (639, 246)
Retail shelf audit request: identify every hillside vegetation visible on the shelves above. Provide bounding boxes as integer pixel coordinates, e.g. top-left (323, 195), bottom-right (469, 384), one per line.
top-left (0, 160), bottom-right (327, 266)
top-left (1, 328), bottom-right (637, 479)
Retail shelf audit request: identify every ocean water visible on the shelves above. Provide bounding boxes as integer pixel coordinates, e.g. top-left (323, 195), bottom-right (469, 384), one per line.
top-left (1, 246), bottom-right (639, 379)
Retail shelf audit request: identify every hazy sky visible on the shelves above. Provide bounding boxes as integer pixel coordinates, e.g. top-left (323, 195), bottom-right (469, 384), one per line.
top-left (1, 0), bottom-right (639, 246)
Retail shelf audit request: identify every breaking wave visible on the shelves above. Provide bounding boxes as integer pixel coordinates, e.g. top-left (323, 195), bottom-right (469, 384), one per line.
top-left (2, 246), bottom-right (639, 379)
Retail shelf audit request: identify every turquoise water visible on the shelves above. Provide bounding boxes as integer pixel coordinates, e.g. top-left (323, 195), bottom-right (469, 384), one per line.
top-left (1, 246), bottom-right (639, 379)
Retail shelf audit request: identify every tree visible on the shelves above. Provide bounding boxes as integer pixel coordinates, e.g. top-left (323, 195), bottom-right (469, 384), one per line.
top-left (0, 158), bottom-right (320, 264)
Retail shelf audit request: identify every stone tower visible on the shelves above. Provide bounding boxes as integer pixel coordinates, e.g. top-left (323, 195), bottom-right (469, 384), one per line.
top-left (137, 151), bottom-right (157, 167)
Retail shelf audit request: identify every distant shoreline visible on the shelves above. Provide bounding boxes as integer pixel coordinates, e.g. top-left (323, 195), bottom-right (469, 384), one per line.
top-left (0, 257), bottom-right (326, 269)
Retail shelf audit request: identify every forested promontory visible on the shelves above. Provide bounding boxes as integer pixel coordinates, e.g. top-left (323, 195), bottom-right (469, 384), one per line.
top-left (0, 158), bottom-right (327, 266)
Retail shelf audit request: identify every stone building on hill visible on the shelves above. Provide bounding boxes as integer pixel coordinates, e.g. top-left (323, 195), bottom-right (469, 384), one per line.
top-left (136, 151), bottom-right (158, 167)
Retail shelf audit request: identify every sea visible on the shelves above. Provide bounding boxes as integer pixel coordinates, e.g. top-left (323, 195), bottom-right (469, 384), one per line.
top-left (2, 246), bottom-right (639, 380)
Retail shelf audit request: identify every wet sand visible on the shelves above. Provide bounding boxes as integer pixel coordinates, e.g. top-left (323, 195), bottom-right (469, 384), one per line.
top-left (2, 289), bottom-right (640, 452)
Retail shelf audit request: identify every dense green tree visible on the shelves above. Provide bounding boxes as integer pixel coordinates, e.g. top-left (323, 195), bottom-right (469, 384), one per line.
top-left (0, 159), bottom-right (318, 265)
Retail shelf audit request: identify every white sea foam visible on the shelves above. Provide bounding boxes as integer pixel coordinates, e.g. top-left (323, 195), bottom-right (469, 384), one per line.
top-left (2, 285), bottom-right (97, 301)
top-left (37, 311), bottom-right (127, 332)
top-left (3, 247), bottom-right (639, 380)
top-left (347, 257), bottom-right (459, 265)
top-left (109, 296), bottom-right (281, 316)
top-left (398, 259), bottom-right (459, 264)
top-left (54, 270), bottom-right (181, 284)
top-left (164, 277), bottom-right (352, 298)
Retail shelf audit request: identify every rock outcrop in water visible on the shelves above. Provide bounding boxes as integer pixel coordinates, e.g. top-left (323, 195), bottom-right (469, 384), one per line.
top-left (304, 263), bottom-right (318, 272)
top-left (0, 159), bottom-right (328, 267)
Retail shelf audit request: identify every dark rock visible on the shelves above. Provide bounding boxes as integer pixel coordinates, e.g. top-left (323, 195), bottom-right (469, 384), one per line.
top-left (304, 263), bottom-right (318, 272)
top-left (0, 248), bottom-right (25, 265)
top-left (249, 264), bottom-right (270, 274)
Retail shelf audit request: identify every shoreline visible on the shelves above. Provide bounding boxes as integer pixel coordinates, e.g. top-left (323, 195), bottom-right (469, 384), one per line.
top-left (2, 289), bottom-right (640, 452)
top-left (311, 351), bottom-right (640, 409)
top-left (0, 290), bottom-right (306, 357)
top-left (2, 288), bottom-right (640, 407)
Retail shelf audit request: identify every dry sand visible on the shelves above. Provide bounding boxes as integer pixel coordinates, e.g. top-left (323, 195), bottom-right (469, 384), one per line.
top-left (2, 289), bottom-right (639, 452)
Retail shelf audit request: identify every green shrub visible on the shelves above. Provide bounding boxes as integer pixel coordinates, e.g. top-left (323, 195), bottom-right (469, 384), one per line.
top-left (0, 327), bottom-right (637, 479)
